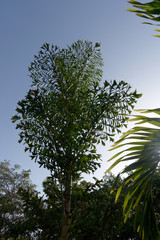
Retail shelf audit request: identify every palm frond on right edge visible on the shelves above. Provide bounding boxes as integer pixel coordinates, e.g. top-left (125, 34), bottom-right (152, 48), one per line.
top-left (106, 108), bottom-right (160, 240)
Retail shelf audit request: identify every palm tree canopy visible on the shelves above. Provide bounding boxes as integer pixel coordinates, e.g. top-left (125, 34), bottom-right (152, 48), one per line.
top-left (127, 0), bottom-right (160, 37)
top-left (106, 108), bottom-right (160, 240)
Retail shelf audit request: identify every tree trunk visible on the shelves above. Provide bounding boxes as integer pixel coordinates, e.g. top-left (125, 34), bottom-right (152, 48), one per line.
top-left (59, 174), bottom-right (72, 240)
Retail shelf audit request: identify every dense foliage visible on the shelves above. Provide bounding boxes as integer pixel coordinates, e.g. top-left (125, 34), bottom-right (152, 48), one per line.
top-left (107, 109), bottom-right (160, 240)
top-left (0, 160), bottom-right (36, 239)
top-left (12, 40), bottom-right (140, 239)
top-left (0, 160), bottom-right (145, 240)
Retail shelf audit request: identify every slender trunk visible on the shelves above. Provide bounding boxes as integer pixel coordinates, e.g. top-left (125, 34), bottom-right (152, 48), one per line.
top-left (59, 174), bottom-right (72, 240)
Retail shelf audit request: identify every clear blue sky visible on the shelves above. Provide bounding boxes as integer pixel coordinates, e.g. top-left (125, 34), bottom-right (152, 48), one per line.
top-left (1, 0), bottom-right (160, 192)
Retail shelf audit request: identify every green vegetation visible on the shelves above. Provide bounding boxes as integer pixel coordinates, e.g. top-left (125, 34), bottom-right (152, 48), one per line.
top-left (1, 159), bottom-right (146, 239)
top-left (0, 160), bottom-right (36, 239)
top-left (128, 0), bottom-right (160, 37)
top-left (107, 109), bottom-right (160, 239)
top-left (1, 1), bottom-right (160, 240)
top-left (12, 40), bottom-right (140, 239)
top-left (103, 2), bottom-right (160, 239)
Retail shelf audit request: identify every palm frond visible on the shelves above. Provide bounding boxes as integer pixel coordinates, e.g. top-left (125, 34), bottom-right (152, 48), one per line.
top-left (106, 108), bottom-right (160, 240)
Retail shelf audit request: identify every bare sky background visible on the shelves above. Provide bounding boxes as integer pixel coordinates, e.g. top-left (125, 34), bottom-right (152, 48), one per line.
top-left (1, 0), bottom-right (160, 192)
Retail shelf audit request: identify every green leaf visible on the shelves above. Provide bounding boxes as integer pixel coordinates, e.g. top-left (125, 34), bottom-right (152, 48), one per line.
top-left (115, 185), bottom-right (122, 203)
top-left (12, 115), bottom-right (21, 123)
top-left (95, 42), bottom-right (101, 48)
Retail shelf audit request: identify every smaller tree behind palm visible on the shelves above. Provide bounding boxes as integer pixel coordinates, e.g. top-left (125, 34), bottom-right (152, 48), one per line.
top-left (0, 160), bottom-right (36, 239)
